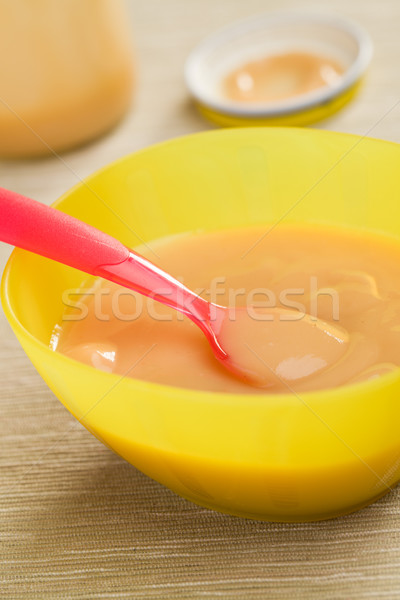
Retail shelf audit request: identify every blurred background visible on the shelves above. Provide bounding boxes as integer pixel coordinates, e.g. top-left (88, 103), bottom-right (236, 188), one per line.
top-left (1, 0), bottom-right (399, 206)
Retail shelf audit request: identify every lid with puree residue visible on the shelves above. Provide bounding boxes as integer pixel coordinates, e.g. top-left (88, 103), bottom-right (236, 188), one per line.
top-left (184, 12), bottom-right (373, 127)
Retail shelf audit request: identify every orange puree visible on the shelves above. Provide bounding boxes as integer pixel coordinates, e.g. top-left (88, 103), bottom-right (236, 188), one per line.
top-left (52, 225), bottom-right (400, 394)
top-left (222, 51), bottom-right (343, 104)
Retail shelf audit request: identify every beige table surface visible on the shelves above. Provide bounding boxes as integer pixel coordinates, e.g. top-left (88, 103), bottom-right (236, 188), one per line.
top-left (2, 1), bottom-right (400, 598)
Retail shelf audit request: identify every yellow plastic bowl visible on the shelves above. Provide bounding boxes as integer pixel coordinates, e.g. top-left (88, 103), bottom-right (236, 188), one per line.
top-left (2, 128), bottom-right (400, 522)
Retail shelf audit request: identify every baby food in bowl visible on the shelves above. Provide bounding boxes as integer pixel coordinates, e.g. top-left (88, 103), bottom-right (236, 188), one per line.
top-left (53, 224), bottom-right (400, 394)
top-left (3, 128), bottom-right (400, 522)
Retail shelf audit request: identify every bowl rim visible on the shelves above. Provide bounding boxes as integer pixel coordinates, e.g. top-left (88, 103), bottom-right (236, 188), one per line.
top-left (184, 11), bottom-right (373, 118)
top-left (2, 127), bottom-right (400, 410)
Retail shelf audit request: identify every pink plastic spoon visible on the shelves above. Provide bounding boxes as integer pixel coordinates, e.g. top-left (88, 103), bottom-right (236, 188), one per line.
top-left (0, 188), bottom-right (349, 389)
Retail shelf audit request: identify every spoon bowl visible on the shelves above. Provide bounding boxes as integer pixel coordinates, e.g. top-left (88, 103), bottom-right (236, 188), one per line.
top-left (217, 306), bottom-right (349, 389)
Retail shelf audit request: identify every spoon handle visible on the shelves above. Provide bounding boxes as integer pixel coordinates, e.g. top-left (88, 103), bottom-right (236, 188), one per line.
top-left (0, 188), bottom-right (217, 341)
top-left (0, 187), bottom-right (129, 272)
